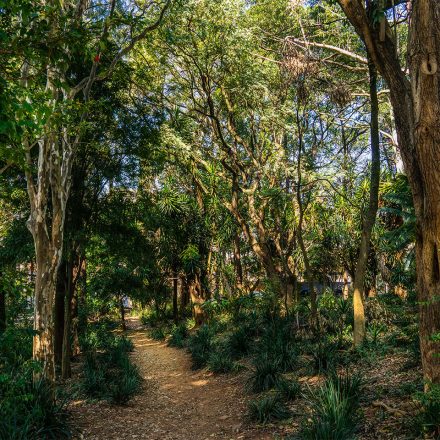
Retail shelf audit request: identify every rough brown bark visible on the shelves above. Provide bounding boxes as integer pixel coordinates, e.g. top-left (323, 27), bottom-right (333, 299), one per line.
top-left (337, 0), bottom-right (440, 384)
top-left (233, 233), bottom-right (243, 289)
top-left (353, 59), bottom-right (381, 346)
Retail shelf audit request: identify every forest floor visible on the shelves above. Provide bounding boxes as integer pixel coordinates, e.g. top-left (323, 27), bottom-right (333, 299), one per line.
top-left (70, 316), bottom-right (422, 440)
top-left (70, 317), bottom-right (280, 440)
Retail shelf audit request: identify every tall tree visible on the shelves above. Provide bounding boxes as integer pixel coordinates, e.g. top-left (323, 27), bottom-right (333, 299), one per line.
top-left (2, 0), bottom-right (170, 386)
top-left (336, 0), bottom-right (440, 385)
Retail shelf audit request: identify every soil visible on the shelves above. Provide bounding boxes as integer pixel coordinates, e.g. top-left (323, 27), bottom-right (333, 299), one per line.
top-left (70, 317), bottom-right (281, 440)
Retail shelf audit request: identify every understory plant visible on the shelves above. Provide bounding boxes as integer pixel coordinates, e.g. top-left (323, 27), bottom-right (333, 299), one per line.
top-left (248, 393), bottom-right (291, 424)
top-left (302, 372), bottom-right (362, 440)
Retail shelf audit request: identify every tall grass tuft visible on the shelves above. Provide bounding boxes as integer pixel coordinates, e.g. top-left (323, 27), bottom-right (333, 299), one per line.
top-left (302, 372), bottom-right (362, 440)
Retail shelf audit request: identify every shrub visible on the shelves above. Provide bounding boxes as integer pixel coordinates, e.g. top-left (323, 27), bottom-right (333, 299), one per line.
top-left (80, 330), bottom-right (141, 404)
top-left (168, 322), bottom-right (189, 348)
top-left (226, 325), bottom-right (252, 359)
top-left (257, 318), bottom-right (298, 372)
top-left (207, 350), bottom-right (235, 373)
top-left (108, 360), bottom-right (142, 405)
top-left (150, 327), bottom-right (167, 341)
top-left (302, 372), bottom-right (362, 440)
top-left (0, 366), bottom-right (70, 439)
top-left (415, 384), bottom-right (440, 438)
top-left (248, 393), bottom-right (290, 424)
top-left (248, 355), bottom-right (282, 393)
top-left (309, 340), bottom-right (337, 373)
top-left (276, 377), bottom-right (301, 401)
top-left (187, 324), bottom-right (215, 369)
top-left (82, 352), bottom-right (106, 398)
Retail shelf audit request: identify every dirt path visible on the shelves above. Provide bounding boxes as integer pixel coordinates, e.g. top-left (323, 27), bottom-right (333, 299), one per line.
top-left (71, 318), bottom-right (276, 440)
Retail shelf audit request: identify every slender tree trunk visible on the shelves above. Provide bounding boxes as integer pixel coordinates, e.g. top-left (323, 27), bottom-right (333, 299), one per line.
top-left (0, 270), bottom-right (6, 333)
top-left (61, 257), bottom-right (74, 379)
top-left (120, 296), bottom-right (126, 331)
top-left (233, 233), bottom-right (243, 289)
top-left (353, 59), bottom-right (381, 346)
top-left (180, 276), bottom-right (190, 309)
top-left (173, 270), bottom-right (178, 323)
top-left (343, 269), bottom-right (350, 300)
top-left (54, 261), bottom-right (67, 365)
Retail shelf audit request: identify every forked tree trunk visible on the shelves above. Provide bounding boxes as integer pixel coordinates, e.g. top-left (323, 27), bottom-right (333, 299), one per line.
top-left (353, 59), bottom-right (381, 346)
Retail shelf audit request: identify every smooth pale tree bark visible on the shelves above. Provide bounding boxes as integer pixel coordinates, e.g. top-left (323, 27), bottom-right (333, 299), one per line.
top-left (21, 0), bottom-right (170, 387)
top-left (337, 0), bottom-right (440, 385)
top-left (352, 59), bottom-right (381, 346)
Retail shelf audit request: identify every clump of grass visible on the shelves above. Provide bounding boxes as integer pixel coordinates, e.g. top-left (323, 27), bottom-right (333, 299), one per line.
top-left (302, 372), bottom-right (362, 440)
top-left (108, 358), bottom-right (142, 404)
top-left (207, 350), bottom-right (235, 373)
top-left (187, 324), bottom-right (215, 369)
top-left (257, 318), bottom-right (298, 372)
top-left (276, 377), bottom-right (301, 401)
top-left (248, 354), bottom-right (282, 393)
top-left (150, 326), bottom-right (167, 341)
top-left (309, 340), bottom-right (337, 373)
top-left (168, 322), bottom-right (189, 348)
top-left (81, 332), bottom-right (142, 405)
top-left (226, 325), bottom-right (252, 359)
top-left (82, 351), bottom-right (107, 398)
top-left (248, 393), bottom-right (290, 424)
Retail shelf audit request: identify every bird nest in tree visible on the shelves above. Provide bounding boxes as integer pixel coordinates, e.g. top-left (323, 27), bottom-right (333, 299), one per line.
top-left (281, 40), bottom-right (319, 81)
top-left (329, 83), bottom-right (352, 108)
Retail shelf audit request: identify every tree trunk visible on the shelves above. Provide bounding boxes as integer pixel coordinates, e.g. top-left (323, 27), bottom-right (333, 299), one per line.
top-left (337, 0), bottom-right (440, 385)
top-left (61, 257), bottom-right (75, 379)
top-left (343, 269), bottom-right (350, 300)
top-left (32, 236), bottom-right (59, 385)
top-left (233, 233), bottom-right (243, 289)
top-left (173, 271), bottom-right (178, 323)
top-left (0, 270), bottom-right (6, 333)
top-left (353, 59), bottom-right (381, 346)
top-left (54, 261), bottom-right (67, 365)
top-left (120, 296), bottom-right (126, 331)
top-left (0, 278), bottom-right (6, 333)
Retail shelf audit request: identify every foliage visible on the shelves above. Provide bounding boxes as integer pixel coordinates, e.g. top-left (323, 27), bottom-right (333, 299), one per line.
top-left (276, 377), bottom-right (302, 401)
top-left (248, 393), bottom-right (291, 424)
top-left (80, 328), bottom-right (141, 404)
top-left (187, 324), bottom-right (216, 369)
top-left (168, 322), bottom-right (189, 348)
top-left (302, 372), bottom-right (362, 440)
top-left (248, 354), bottom-right (283, 393)
top-left (0, 328), bottom-right (70, 439)
top-left (414, 384), bottom-right (440, 438)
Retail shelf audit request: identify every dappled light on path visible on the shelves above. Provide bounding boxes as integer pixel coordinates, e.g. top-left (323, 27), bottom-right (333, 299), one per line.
top-left (71, 317), bottom-right (274, 439)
